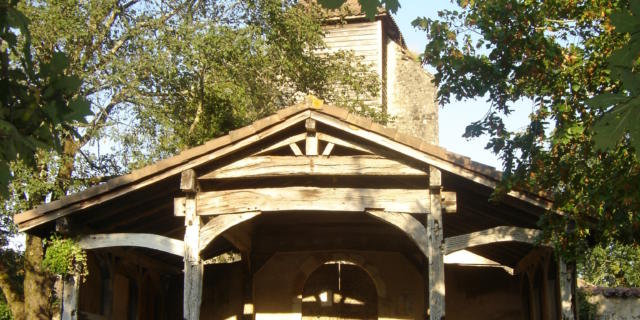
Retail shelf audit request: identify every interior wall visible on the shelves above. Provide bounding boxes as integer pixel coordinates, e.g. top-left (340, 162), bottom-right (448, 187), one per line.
top-left (445, 265), bottom-right (525, 320)
top-left (200, 262), bottom-right (245, 320)
top-left (253, 251), bottom-right (424, 320)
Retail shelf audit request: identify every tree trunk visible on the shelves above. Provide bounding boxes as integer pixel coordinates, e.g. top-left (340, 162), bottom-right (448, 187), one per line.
top-left (24, 234), bottom-right (53, 320)
top-left (0, 260), bottom-right (25, 320)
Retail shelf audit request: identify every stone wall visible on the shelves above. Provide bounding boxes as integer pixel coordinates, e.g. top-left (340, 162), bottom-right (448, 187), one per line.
top-left (385, 39), bottom-right (438, 144)
top-left (253, 251), bottom-right (425, 320)
top-left (584, 293), bottom-right (640, 319)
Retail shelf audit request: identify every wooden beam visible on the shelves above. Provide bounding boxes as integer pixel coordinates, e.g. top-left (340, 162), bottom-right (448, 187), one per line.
top-left (365, 210), bottom-right (428, 258)
top-left (198, 155), bottom-right (427, 180)
top-left (441, 191), bottom-right (457, 214)
top-left (305, 118), bottom-right (318, 156)
top-left (199, 211), bottom-right (260, 252)
top-left (183, 192), bottom-right (202, 320)
top-left (444, 250), bottom-right (514, 275)
top-left (193, 187), bottom-right (430, 215)
top-left (559, 258), bottom-right (576, 319)
top-left (180, 169), bottom-right (197, 193)
top-left (443, 226), bottom-right (542, 255)
top-left (61, 274), bottom-right (80, 320)
top-left (77, 233), bottom-right (185, 257)
top-left (322, 142), bottom-right (335, 156)
top-left (316, 132), bottom-right (374, 155)
top-left (253, 133), bottom-right (306, 156)
top-left (289, 143), bottom-right (303, 156)
top-left (428, 167), bottom-right (445, 320)
top-left (17, 110), bottom-right (312, 232)
top-left (310, 111), bottom-right (555, 211)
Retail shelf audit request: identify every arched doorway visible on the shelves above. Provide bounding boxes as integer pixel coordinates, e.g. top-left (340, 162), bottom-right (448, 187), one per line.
top-left (301, 261), bottom-right (378, 319)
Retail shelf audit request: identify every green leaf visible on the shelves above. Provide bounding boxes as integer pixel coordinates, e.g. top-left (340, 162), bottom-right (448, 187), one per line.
top-left (593, 96), bottom-right (640, 156)
top-left (587, 93), bottom-right (630, 109)
top-left (317, 0), bottom-right (347, 9)
top-left (610, 11), bottom-right (639, 34)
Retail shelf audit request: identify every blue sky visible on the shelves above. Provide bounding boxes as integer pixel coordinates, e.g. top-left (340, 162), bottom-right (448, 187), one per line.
top-left (391, 1), bottom-right (533, 170)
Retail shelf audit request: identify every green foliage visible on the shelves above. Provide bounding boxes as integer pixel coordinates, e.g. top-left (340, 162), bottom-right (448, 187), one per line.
top-left (0, 0), bottom-right (92, 195)
top-left (579, 242), bottom-right (640, 287)
top-left (42, 235), bottom-right (88, 279)
top-left (590, 1), bottom-right (640, 156)
top-left (577, 288), bottom-right (599, 320)
top-left (414, 0), bottom-right (640, 257)
top-left (317, 0), bottom-right (400, 19)
top-left (0, 297), bottom-right (11, 320)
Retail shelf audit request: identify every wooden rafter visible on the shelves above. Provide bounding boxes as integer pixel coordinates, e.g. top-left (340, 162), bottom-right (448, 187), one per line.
top-left (444, 226), bottom-right (542, 255)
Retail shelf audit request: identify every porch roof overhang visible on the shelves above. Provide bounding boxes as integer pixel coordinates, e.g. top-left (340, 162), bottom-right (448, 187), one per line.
top-left (14, 99), bottom-right (554, 233)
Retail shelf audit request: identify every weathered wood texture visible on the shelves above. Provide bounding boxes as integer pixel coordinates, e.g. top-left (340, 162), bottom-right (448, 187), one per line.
top-left (322, 142), bottom-right (335, 156)
top-left (61, 274), bottom-right (80, 320)
top-left (289, 143), bottom-right (303, 156)
top-left (443, 226), bottom-right (542, 255)
top-left (322, 21), bottom-right (382, 86)
top-left (310, 110), bottom-right (554, 210)
top-left (199, 212), bottom-right (261, 251)
top-left (199, 155), bottom-right (427, 179)
top-left (441, 191), bottom-right (457, 214)
top-left (316, 132), bottom-right (374, 154)
top-left (180, 169), bottom-right (197, 192)
top-left (194, 187), bottom-right (430, 215)
top-left (428, 167), bottom-right (445, 320)
top-left (366, 210), bottom-right (429, 258)
top-left (559, 258), bottom-right (576, 319)
top-left (77, 233), bottom-right (185, 257)
top-left (16, 110), bottom-right (312, 231)
top-left (305, 118), bottom-right (318, 156)
top-left (253, 133), bottom-right (306, 155)
top-left (183, 194), bottom-right (202, 320)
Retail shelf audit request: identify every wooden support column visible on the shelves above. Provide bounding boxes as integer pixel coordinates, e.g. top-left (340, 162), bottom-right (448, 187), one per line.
top-left (61, 274), bottom-right (80, 320)
top-left (305, 118), bottom-right (317, 156)
top-left (559, 258), bottom-right (576, 320)
top-left (181, 169), bottom-right (203, 320)
top-left (428, 167), bottom-right (445, 320)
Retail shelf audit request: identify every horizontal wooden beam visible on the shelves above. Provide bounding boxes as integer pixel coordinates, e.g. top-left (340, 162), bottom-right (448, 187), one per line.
top-left (188, 187), bottom-right (429, 216)
top-left (199, 155), bottom-right (427, 180)
top-left (78, 233), bottom-right (185, 257)
top-left (444, 226), bottom-right (542, 254)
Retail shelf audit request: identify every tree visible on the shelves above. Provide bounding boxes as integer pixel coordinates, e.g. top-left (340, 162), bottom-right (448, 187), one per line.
top-left (405, 0), bottom-right (640, 259)
top-left (1, 1), bottom-right (91, 318)
top-left (0, 0), bottom-right (382, 318)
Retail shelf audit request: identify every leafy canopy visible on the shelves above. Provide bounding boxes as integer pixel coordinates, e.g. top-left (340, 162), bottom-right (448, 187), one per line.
top-left (0, 0), bottom-right (91, 194)
top-left (411, 0), bottom-right (640, 258)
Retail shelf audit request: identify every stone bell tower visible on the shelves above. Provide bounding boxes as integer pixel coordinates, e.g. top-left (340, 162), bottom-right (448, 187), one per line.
top-left (319, 0), bottom-right (439, 144)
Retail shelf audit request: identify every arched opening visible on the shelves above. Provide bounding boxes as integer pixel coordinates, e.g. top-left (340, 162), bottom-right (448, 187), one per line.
top-left (301, 261), bottom-right (378, 320)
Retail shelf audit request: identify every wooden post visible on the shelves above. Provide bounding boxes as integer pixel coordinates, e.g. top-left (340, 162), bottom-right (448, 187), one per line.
top-left (428, 167), bottom-right (445, 320)
top-left (559, 258), bottom-right (576, 320)
top-left (305, 118), bottom-right (318, 156)
top-left (61, 273), bottom-right (80, 320)
top-left (182, 169), bottom-right (203, 320)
